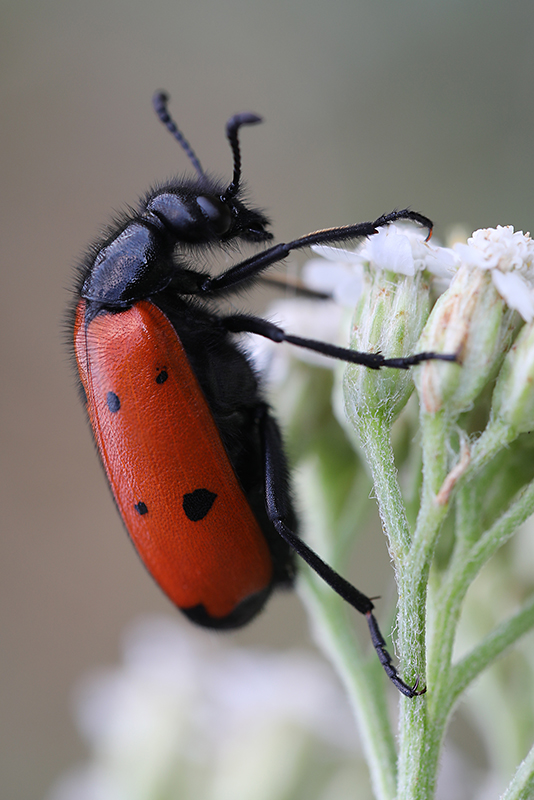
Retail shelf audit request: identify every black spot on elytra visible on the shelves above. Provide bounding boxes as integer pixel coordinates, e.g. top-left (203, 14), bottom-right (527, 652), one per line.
top-left (182, 489), bottom-right (217, 522)
top-left (156, 369), bottom-right (168, 385)
top-left (106, 391), bottom-right (120, 413)
top-left (134, 501), bottom-right (148, 515)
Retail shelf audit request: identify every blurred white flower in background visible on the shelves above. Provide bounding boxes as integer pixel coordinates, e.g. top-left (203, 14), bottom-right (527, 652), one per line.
top-left (47, 616), bottom-right (368, 800)
top-left (45, 616), bottom-right (491, 800)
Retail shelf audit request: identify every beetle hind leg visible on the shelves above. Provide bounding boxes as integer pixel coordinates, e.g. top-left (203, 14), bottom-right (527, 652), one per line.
top-left (257, 403), bottom-right (425, 697)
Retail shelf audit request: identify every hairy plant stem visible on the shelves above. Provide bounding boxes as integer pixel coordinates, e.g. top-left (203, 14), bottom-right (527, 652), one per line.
top-left (308, 367), bottom-right (534, 798)
top-left (351, 408), bottom-right (443, 799)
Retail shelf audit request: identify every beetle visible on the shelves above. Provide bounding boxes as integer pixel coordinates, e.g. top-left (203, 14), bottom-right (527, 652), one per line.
top-left (72, 91), bottom-right (452, 696)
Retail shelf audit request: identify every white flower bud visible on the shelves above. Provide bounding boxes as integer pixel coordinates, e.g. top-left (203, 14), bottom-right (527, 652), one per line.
top-left (344, 261), bottom-right (433, 425)
top-left (416, 226), bottom-right (533, 416)
top-left (416, 264), bottom-right (517, 415)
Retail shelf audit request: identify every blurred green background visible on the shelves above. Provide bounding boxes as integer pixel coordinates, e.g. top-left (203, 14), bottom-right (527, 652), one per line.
top-left (2, 1), bottom-right (534, 797)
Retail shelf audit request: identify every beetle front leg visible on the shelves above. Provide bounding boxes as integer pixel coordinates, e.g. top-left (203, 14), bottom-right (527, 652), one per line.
top-left (201, 209), bottom-right (433, 295)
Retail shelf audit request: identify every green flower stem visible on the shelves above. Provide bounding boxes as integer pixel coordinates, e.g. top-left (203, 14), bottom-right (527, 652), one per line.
top-left (347, 406), bottom-right (452, 799)
top-left (349, 407), bottom-right (439, 799)
top-left (454, 480), bottom-right (483, 551)
top-left (451, 593), bottom-right (534, 706)
top-left (396, 409), bottom-right (452, 799)
top-left (395, 567), bottom-right (434, 799)
top-left (351, 410), bottom-right (412, 563)
top-left (300, 572), bottom-right (397, 800)
top-left (428, 482), bottom-right (534, 688)
top-left (500, 732), bottom-right (534, 800)
top-left (463, 417), bottom-right (515, 482)
top-left (400, 458), bottom-right (534, 798)
top-left (402, 410), bottom-right (452, 636)
top-left (352, 409), bottom-right (435, 795)
top-left (408, 480), bottom-right (534, 792)
top-left (430, 477), bottom-right (534, 700)
top-left (413, 410), bottom-right (452, 545)
top-left (337, 357), bottom-right (534, 798)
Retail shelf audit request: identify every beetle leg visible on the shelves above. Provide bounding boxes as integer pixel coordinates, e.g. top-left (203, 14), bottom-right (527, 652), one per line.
top-left (201, 209), bottom-right (432, 295)
top-left (222, 313), bottom-right (455, 369)
top-left (257, 403), bottom-right (425, 697)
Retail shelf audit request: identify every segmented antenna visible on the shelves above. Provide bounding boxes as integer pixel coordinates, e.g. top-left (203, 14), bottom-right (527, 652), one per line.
top-left (152, 91), bottom-right (204, 178)
top-left (224, 112), bottom-right (263, 199)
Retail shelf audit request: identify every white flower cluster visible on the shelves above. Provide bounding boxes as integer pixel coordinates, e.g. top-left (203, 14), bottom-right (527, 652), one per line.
top-left (310, 223), bottom-right (534, 323)
top-left (453, 226), bottom-right (534, 322)
top-left (249, 223), bottom-right (534, 414)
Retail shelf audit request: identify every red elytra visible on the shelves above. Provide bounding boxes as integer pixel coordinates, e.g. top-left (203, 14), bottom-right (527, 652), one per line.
top-left (74, 299), bottom-right (273, 619)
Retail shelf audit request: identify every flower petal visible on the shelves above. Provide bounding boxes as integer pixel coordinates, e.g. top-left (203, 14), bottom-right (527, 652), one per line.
top-left (491, 269), bottom-right (534, 323)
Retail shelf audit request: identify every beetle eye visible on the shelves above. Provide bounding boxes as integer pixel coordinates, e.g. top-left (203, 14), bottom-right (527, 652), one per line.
top-left (196, 196), bottom-right (232, 235)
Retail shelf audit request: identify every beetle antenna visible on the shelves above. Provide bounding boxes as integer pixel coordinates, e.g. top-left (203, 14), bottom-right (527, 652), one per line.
top-left (223, 113), bottom-right (263, 199)
top-left (152, 91), bottom-right (205, 179)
